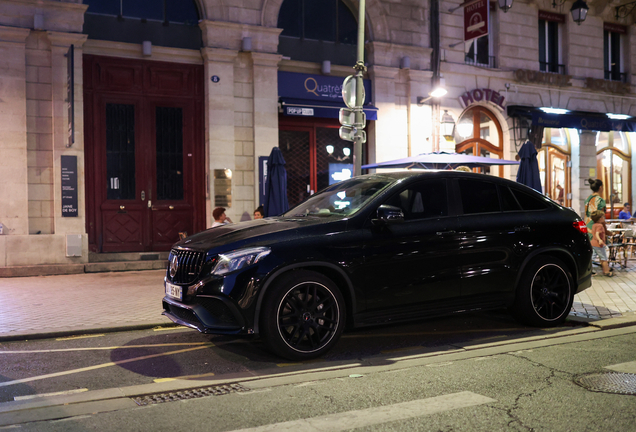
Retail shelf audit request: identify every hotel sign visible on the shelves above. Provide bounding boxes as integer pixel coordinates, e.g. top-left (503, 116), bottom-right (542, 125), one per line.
top-left (459, 88), bottom-right (505, 110)
top-left (514, 69), bottom-right (572, 87)
top-left (464, 0), bottom-right (489, 42)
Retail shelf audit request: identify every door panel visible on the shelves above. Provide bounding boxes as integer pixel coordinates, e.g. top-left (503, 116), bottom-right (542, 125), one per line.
top-left (279, 129), bottom-right (312, 208)
top-left (85, 55), bottom-right (204, 253)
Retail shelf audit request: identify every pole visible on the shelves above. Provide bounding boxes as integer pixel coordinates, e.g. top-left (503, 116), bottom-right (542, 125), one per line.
top-left (353, 0), bottom-right (366, 176)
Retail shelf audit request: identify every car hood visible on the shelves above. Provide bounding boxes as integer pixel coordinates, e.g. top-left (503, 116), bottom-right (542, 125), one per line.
top-left (172, 216), bottom-right (346, 253)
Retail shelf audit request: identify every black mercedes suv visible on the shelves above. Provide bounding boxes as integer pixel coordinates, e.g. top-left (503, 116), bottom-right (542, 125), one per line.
top-left (162, 171), bottom-right (592, 360)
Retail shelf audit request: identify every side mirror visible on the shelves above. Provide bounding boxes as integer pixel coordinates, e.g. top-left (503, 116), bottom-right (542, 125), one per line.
top-left (373, 205), bottom-right (404, 225)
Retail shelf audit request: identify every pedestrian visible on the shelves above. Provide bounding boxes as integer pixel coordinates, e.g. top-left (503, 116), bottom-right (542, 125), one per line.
top-left (618, 202), bottom-right (632, 220)
top-left (254, 206), bottom-right (264, 220)
top-left (584, 178), bottom-right (606, 238)
top-left (212, 207), bottom-right (232, 227)
top-left (590, 210), bottom-right (613, 277)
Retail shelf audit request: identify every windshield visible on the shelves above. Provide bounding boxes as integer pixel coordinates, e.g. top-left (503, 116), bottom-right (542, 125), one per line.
top-left (283, 177), bottom-right (394, 218)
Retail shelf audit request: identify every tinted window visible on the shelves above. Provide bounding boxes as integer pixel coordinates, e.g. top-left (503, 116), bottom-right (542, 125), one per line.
top-left (500, 186), bottom-right (521, 212)
top-left (511, 188), bottom-right (550, 211)
top-left (459, 179), bottom-right (500, 214)
top-left (384, 180), bottom-right (448, 220)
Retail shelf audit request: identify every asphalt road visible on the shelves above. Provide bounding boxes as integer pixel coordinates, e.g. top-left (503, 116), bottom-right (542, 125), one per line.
top-left (2, 325), bottom-right (635, 431)
top-left (0, 309), bottom-right (588, 404)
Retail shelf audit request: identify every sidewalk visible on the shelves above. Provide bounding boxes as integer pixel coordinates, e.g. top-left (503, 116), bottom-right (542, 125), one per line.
top-left (1, 263), bottom-right (636, 341)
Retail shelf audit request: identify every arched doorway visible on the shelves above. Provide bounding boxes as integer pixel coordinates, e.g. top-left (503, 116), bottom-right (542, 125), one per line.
top-left (538, 128), bottom-right (571, 207)
top-left (596, 131), bottom-right (631, 217)
top-left (454, 106), bottom-right (504, 176)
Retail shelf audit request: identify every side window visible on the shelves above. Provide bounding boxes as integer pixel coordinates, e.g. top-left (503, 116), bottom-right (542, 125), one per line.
top-left (384, 179), bottom-right (448, 220)
top-left (511, 188), bottom-right (550, 211)
top-left (459, 179), bottom-right (500, 214)
top-left (500, 185), bottom-right (522, 212)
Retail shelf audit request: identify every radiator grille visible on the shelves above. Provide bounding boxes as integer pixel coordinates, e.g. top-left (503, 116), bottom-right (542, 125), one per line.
top-left (169, 249), bottom-right (205, 284)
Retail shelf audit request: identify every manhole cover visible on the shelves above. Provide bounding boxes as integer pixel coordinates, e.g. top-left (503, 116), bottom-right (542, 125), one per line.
top-left (132, 383), bottom-right (249, 406)
top-left (575, 373), bottom-right (636, 395)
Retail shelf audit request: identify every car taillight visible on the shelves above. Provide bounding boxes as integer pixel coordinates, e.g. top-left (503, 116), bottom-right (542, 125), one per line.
top-left (573, 221), bottom-right (587, 234)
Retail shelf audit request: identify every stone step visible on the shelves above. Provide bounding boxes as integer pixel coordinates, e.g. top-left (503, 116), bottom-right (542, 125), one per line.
top-left (0, 260), bottom-right (168, 278)
top-left (88, 252), bottom-right (170, 263)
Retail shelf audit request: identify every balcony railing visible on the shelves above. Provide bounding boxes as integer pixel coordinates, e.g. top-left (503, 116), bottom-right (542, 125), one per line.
top-left (604, 70), bottom-right (628, 83)
top-left (539, 62), bottom-right (566, 75)
top-left (465, 56), bottom-right (497, 69)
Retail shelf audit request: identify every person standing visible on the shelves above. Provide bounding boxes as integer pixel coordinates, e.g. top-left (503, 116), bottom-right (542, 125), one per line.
top-left (590, 210), bottom-right (613, 277)
top-left (584, 178), bottom-right (606, 237)
top-left (212, 207), bottom-right (232, 227)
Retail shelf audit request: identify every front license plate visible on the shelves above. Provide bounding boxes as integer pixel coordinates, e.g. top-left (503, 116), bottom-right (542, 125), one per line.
top-left (165, 282), bottom-right (182, 300)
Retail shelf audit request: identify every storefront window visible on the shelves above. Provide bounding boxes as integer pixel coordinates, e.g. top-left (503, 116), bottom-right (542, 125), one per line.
top-left (596, 131), bottom-right (631, 213)
top-left (454, 106), bottom-right (503, 176)
top-left (539, 128), bottom-right (571, 206)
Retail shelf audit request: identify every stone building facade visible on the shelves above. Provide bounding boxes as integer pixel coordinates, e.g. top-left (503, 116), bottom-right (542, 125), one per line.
top-left (0, 0), bottom-right (635, 269)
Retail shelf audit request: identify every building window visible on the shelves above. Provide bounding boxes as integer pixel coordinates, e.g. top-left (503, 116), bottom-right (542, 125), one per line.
top-left (604, 24), bottom-right (627, 82)
top-left (538, 12), bottom-right (564, 74)
top-left (596, 131), bottom-right (631, 216)
top-left (277, 0), bottom-right (360, 65)
top-left (454, 106), bottom-right (504, 177)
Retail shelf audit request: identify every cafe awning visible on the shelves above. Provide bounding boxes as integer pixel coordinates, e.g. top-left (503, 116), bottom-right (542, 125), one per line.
top-left (507, 105), bottom-right (636, 132)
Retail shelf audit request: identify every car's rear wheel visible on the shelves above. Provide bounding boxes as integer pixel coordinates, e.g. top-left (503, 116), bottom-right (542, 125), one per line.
top-left (510, 256), bottom-right (574, 327)
top-left (261, 270), bottom-right (345, 360)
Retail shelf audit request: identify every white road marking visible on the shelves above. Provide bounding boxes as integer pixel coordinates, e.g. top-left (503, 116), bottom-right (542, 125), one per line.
top-left (0, 345), bottom-right (210, 388)
top-left (604, 360), bottom-right (636, 374)
top-left (227, 391), bottom-right (496, 432)
top-left (0, 342), bottom-right (212, 354)
top-left (14, 388), bottom-right (88, 401)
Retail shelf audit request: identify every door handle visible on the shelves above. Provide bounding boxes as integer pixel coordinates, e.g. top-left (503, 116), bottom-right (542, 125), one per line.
top-left (515, 225), bottom-right (531, 232)
top-left (436, 230), bottom-right (456, 236)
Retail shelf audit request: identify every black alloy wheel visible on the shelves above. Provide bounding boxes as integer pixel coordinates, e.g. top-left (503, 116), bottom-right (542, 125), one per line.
top-left (511, 256), bottom-right (574, 327)
top-left (261, 270), bottom-right (345, 360)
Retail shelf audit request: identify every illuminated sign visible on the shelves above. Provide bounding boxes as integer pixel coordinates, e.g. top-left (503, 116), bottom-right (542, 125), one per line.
top-left (459, 88), bottom-right (505, 109)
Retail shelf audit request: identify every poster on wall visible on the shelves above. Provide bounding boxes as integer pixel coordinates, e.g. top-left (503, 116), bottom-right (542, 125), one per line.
top-left (61, 155), bottom-right (78, 217)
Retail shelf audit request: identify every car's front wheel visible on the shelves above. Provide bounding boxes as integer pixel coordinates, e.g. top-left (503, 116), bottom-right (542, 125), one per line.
top-left (261, 270), bottom-right (345, 360)
top-left (510, 256), bottom-right (574, 327)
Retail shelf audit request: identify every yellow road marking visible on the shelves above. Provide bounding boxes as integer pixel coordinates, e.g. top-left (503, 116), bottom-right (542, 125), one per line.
top-left (153, 326), bottom-right (185, 332)
top-left (0, 345), bottom-right (212, 388)
top-left (56, 334), bottom-right (105, 341)
top-left (276, 359), bottom-right (323, 367)
top-left (153, 372), bottom-right (216, 383)
top-left (0, 342), bottom-right (213, 354)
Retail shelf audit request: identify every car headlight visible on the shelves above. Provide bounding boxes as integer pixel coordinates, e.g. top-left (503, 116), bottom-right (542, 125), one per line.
top-left (211, 247), bottom-right (271, 276)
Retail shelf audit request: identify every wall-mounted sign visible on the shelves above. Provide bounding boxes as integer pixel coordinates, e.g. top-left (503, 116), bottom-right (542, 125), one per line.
top-left (66, 45), bottom-right (74, 148)
top-left (278, 71), bottom-right (372, 103)
top-left (514, 69), bottom-right (572, 87)
top-left (459, 88), bottom-right (505, 109)
top-left (211, 75), bottom-right (220, 83)
top-left (61, 155), bottom-right (78, 217)
top-left (538, 10), bottom-right (565, 23)
top-left (585, 77), bottom-right (630, 94)
top-left (604, 22), bottom-right (628, 34)
top-left (286, 107), bottom-right (314, 116)
top-left (464, 0), bottom-right (489, 42)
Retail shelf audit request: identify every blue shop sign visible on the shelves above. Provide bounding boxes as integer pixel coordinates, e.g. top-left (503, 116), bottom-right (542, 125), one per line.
top-left (532, 112), bottom-right (636, 132)
top-left (278, 71), bottom-right (377, 120)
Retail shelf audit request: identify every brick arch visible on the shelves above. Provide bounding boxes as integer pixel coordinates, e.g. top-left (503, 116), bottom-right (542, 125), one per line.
top-left (261, 0), bottom-right (389, 41)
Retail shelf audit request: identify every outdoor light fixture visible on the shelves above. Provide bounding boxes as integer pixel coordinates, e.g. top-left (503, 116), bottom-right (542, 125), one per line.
top-left (608, 113), bottom-right (631, 120)
top-left (326, 145), bottom-right (334, 155)
top-left (498, 0), bottom-right (513, 13)
top-left (570, 0), bottom-right (589, 25)
top-left (241, 37), bottom-right (252, 52)
top-left (512, 116), bottom-right (531, 150)
top-left (321, 60), bottom-right (331, 75)
top-left (441, 110), bottom-right (456, 140)
top-left (615, 0), bottom-right (636, 19)
top-left (142, 41), bottom-right (152, 56)
top-left (417, 87), bottom-right (448, 104)
top-left (540, 107), bottom-right (569, 115)
top-left (400, 56), bottom-right (411, 69)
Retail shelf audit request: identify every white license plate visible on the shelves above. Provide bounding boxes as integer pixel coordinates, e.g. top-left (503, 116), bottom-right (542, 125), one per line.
top-left (165, 282), bottom-right (182, 300)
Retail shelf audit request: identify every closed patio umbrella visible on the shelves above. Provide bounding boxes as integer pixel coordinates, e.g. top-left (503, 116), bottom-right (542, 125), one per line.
top-left (264, 147), bottom-right (289, 217)
top-left (516, 141), bottom-right (542, 193)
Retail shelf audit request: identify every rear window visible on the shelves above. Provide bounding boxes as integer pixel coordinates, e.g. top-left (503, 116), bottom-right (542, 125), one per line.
top-left (500, 186), bottom-right (522, 211)
top-left (511, 188), bottom-right (550, 211)
top-left (459, 179), bottom-right (500, 214)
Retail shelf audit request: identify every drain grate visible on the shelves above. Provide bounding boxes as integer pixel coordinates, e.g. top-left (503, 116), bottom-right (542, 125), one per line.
top-left (575, 373), bottom-right (636, 395)
top-left (132, 383), bottom-right (249, 406)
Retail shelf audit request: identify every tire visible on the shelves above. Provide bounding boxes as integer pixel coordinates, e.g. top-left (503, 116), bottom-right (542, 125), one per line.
top-left (260, 270), bottom-right (346, 360)
top-left (510, 256), bottom-right (574, 327)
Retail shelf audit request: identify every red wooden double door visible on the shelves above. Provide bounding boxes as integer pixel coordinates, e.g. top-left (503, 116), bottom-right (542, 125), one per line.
top-left (84, 55), bottom-right (205, 253)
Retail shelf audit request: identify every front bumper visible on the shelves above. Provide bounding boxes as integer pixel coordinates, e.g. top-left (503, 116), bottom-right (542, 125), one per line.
top-left (162, 295), bottom-right (248, 335)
